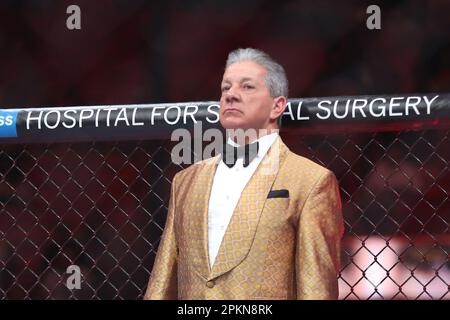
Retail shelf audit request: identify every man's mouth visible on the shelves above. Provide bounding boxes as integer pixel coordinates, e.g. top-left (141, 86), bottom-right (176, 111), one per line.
top-left (223, 108), bottom-right (242, 114)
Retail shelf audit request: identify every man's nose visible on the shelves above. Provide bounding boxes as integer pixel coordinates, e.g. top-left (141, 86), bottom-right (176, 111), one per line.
top-left (224, 87), bottom-right (240, 103)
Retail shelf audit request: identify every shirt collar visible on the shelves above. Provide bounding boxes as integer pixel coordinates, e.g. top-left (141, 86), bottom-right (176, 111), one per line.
top-left (226, 131), bottom-right (279, 159)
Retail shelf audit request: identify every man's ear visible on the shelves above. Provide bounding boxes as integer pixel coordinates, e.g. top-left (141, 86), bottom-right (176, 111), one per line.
top-left (270, 96), bottom-right (287, 120)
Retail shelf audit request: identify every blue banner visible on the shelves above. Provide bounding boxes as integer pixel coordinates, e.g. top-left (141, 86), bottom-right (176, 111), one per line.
top-left (0, 110), bottom-right (18, 138)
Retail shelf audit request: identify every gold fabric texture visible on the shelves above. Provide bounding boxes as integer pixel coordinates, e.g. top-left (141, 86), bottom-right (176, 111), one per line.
top-left (144, 136), bottom-right (343, 300)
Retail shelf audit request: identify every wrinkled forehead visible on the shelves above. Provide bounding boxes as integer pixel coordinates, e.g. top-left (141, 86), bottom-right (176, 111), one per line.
top-left (221, 61), bottom-right (267, 83)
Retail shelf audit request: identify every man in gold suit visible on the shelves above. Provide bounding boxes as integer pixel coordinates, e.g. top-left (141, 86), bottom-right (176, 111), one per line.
top-left (144, 48), bottom-right (344, 300)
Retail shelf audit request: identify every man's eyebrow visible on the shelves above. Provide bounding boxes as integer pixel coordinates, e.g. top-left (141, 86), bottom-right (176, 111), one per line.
top-left (239, 77), bottom-right (254, 82)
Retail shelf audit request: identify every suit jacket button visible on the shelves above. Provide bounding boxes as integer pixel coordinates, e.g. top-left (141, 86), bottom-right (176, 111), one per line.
top-left (206, 280), bottom-right (215, 288)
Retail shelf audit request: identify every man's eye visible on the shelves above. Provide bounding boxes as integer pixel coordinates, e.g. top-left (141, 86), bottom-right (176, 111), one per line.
top-left (243, 84), bottom-right (254, 89)
top-left (221, 86), bottom-right (230, 92)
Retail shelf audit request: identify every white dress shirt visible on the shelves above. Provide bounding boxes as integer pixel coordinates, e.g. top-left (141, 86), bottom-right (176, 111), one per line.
top-left (207, 132), bottom-right (279, 268)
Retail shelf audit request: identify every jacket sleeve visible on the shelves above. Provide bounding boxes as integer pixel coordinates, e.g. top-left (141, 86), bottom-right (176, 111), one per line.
top-left (144, 173), bottom-right (179, 300)
top-left (295, 170), bottom-right (344, 300)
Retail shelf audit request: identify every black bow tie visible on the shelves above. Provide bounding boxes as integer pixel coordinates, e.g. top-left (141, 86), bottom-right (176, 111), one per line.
top-left (221, 141), bottom-right (259, 168)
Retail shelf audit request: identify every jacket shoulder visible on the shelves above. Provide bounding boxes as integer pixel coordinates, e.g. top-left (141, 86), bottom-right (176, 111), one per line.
top-left (286, 151), bottom-right (334, 177)
top-left (172, 155), bottom-right (220, 184)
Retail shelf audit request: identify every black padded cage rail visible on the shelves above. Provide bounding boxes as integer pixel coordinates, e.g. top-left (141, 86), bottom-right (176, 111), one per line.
top-left (0, 93), bottom-right (449, 299)
top-left (0, 93), bottom-right (448, 144)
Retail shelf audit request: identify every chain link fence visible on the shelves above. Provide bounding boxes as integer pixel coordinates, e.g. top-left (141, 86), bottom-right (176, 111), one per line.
top-left (1, 128), bottom-right (449, 299)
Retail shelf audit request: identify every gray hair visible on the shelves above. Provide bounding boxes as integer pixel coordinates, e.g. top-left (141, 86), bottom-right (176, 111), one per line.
top-left (225, 48), bottom-right (288, 98)
top-left (225, 48), bottom-right (288, 127)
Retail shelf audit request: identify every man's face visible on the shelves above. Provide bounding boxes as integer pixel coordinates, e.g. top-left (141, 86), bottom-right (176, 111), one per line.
top-left (219, 61), bottom-right (277, 131)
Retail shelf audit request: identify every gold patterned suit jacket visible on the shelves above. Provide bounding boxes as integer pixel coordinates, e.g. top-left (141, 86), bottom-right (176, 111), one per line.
top-left (144, 136), bottom-right (343, 300)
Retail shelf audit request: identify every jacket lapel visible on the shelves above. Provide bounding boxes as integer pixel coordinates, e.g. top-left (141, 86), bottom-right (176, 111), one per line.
top-left (207, 136), bottom-right (290, 280)
top-left (187, 155), bottom-right (221, 280)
